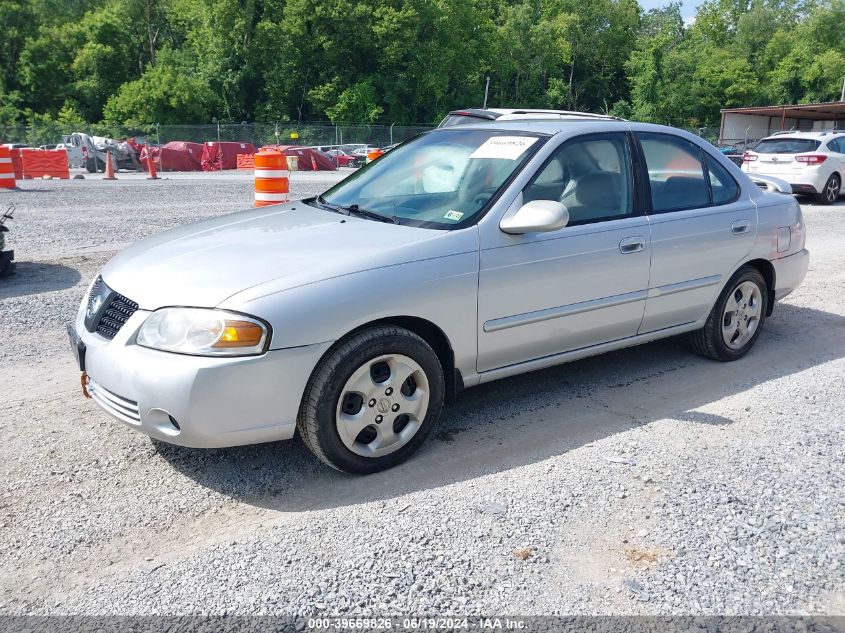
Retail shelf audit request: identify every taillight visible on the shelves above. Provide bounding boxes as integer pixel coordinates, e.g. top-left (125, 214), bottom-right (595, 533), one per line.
top-left (742, 152), bottom-right (757, 162)
top-left (795, 154), bottom-right (827, 165)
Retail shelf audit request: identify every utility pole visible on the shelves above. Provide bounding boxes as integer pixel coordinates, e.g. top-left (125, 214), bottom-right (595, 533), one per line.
top-left (841, 76), bottom-right (845, 102)
top-left (483, 76), bottom-right (491, 109)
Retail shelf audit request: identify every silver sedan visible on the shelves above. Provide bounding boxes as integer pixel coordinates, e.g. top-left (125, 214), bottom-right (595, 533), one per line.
top-left (69, 121), bottom-right (809, 473)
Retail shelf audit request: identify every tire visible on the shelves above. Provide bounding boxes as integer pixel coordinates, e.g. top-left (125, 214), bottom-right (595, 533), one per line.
top-left (815, 174), bottom-right (841, 205)
top-left (297, 325), bottom-right (445, 474)
top-left (689, 266), bottom-right (768, 361)
top-left (85, 158), bottom-right (97, 174)
top-left (96, 158), bottom-right (106, 173)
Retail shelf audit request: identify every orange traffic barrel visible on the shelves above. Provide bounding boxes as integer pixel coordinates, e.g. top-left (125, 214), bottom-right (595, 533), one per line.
top-left (0, 146), bottom-right (16, 189)
top-left (254, 149), bottom-right (289, 207)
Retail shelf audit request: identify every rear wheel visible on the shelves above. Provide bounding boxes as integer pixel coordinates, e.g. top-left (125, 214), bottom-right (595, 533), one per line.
top-left (297, 325), bottom-right (445, 474)
top-left (816, 173), bottom-right (841, 205)
top-left (85, 158), bottom-right (97, 173)
top-left (689, 266), bottom-right (768, 361)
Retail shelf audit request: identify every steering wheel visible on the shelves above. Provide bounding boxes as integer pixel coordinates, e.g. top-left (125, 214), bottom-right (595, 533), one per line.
top-left (472, 187), bottom-right (498, 207)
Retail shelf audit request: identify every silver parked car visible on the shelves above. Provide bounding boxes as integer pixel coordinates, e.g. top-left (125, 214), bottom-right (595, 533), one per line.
top-left (69, 121), bottom-right (809, 473)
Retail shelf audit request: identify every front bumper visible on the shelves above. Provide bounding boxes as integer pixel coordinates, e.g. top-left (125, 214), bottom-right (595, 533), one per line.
top-left (772, 248), bottom-right (809, 302)
top-left (73, 308), bottom-right (332, 448)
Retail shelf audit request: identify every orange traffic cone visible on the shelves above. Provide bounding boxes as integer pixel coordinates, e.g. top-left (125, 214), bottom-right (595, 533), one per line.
top-left (103, 150), bottom-right (117, 180)
top-left (146, 150), bottom-right (159, 180)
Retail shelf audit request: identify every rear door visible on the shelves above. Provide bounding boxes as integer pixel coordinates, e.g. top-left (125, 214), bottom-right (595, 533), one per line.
top-left (637, 132), bottom-right (756, 333)
top-left (827, 137), bottom-right (845, 177)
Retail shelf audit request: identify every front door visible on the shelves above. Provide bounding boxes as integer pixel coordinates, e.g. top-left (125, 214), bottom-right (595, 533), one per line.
top-left (477, 132), bottom-right (652, 373)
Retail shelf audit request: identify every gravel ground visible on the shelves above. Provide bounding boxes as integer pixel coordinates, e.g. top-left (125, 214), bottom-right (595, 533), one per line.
top-left (0, 172), bottom-right (843, 616)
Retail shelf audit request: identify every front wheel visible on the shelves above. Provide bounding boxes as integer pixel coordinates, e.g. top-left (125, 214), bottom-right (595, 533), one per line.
top-left (689, 266), bottom-right (768, 361)
top-left (815, 174), bottom-right (840, 205)
top-left (297, 325), bottom-right (445, 474)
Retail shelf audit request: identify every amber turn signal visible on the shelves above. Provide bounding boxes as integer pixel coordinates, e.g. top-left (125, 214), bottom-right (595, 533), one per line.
top-left (214, 321), bottom-right (266, 348)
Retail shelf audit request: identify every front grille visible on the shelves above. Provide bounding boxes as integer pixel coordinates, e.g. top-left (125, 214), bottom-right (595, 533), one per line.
top-left (88, 379), bottom-right (141, 425)
top-left (96, 292), bottom-right (139, 339)
top-left (86, 276), bottom-right (139, 339)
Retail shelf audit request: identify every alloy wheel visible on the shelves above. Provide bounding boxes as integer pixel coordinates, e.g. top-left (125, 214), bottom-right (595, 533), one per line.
top-left (721, 281), bottom-right (763, 350)
top-left (826, 176), bottom-right (840, 203)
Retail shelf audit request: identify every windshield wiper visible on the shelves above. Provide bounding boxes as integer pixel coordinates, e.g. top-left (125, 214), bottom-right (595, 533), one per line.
top-left (313, 197), bottom-right (399, 224)
top-left (313, 195), bottom-right (350, 215)
top-left (340, 204), bottom-right (400, 224)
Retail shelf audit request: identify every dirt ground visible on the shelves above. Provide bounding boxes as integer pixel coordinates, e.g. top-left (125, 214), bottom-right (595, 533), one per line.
top-left (1, 174), bottom-right (843, 615)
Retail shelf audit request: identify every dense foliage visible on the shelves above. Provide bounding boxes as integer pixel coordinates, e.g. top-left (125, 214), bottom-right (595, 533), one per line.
top-left (1, 0), bottom-right (843, 133)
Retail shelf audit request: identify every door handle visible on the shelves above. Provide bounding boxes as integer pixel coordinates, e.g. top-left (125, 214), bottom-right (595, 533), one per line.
top-left (619, 236), bottom-right (646, 254)
top-left (731, 220), bottom-right (751, 235)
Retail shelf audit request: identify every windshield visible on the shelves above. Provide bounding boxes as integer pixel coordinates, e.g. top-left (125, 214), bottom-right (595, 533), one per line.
top-left (317, 129), bottom-right (544, 229)
top-left (753, 138), bottom-right (821, 154)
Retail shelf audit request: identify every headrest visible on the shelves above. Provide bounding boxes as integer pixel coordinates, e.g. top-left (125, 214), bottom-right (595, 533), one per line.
top-left (575, 171), bottom-right (621, 209)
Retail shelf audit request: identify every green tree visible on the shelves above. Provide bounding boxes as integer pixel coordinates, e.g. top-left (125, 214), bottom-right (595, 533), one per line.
top-left (326, 79), bottom-right (383, 123)
top-left (103, 49), bottom-right (218, 127)
top-left (0, 0), bottom-right (36, 94)
top-left (2, 0), bottom-right (843, 132)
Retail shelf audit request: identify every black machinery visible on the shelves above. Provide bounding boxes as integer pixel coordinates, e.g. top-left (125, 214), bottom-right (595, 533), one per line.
top-left (0, 205), bottom-right (14, 278)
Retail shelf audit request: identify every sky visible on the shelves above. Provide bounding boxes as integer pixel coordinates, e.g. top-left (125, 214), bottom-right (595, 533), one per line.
top-left (638, 0), bottom-right (703, 20)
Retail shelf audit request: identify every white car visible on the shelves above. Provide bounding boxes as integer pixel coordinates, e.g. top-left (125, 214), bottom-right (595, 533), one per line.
top-left (742, 131), bottom-right (845, 204)
top-left (351, 147), bottom-right (379, 158)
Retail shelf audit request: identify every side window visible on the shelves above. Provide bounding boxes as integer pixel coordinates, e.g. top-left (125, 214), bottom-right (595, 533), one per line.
top-left (523, 133), bottom-right (633, 225)
top-left (705, 154), bottom-right (740, 204)
top-left (638, 133), bottom-right (709, 212)
top-left (829, 138), bottom-right (844, 153)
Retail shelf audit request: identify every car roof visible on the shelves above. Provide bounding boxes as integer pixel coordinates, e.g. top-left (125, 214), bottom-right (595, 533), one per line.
top-left (430, 120), bottom-right (733, 153)
top-left (433, 119), bottom-right (632, 135)
top-left (445, 107), bottom-right (623, 122)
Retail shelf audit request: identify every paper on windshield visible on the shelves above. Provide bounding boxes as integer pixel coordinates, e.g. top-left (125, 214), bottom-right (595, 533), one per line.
top-left (469, 136), bottom-right (538, 160)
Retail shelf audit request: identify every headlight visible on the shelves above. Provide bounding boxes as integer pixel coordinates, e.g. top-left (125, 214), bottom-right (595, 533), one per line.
top-left (136, 308), bottom-right (269, 356)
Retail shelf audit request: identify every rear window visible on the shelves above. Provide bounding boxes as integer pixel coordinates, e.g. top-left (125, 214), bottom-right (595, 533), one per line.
top-left (753, 138), bottom-right (821, 154)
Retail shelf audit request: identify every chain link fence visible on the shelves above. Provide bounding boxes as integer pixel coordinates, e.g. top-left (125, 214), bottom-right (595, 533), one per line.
top-left (155, 123), bottom-right (435, 148)
top-left (2, 119), bottom-right (771, 174)
top-left (1, 122), bottom-right (150, 148)
top-left (7, 120), bottom-right (734, 150)
top-left (1, 121), bottom-right (435, 150)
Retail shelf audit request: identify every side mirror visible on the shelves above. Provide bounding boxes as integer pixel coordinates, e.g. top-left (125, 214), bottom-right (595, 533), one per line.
top-left (500, 200), bottom-right (569, 235)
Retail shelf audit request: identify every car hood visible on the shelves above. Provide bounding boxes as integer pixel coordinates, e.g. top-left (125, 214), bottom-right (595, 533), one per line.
top-left (102, 203), bottom-right (449, 309)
